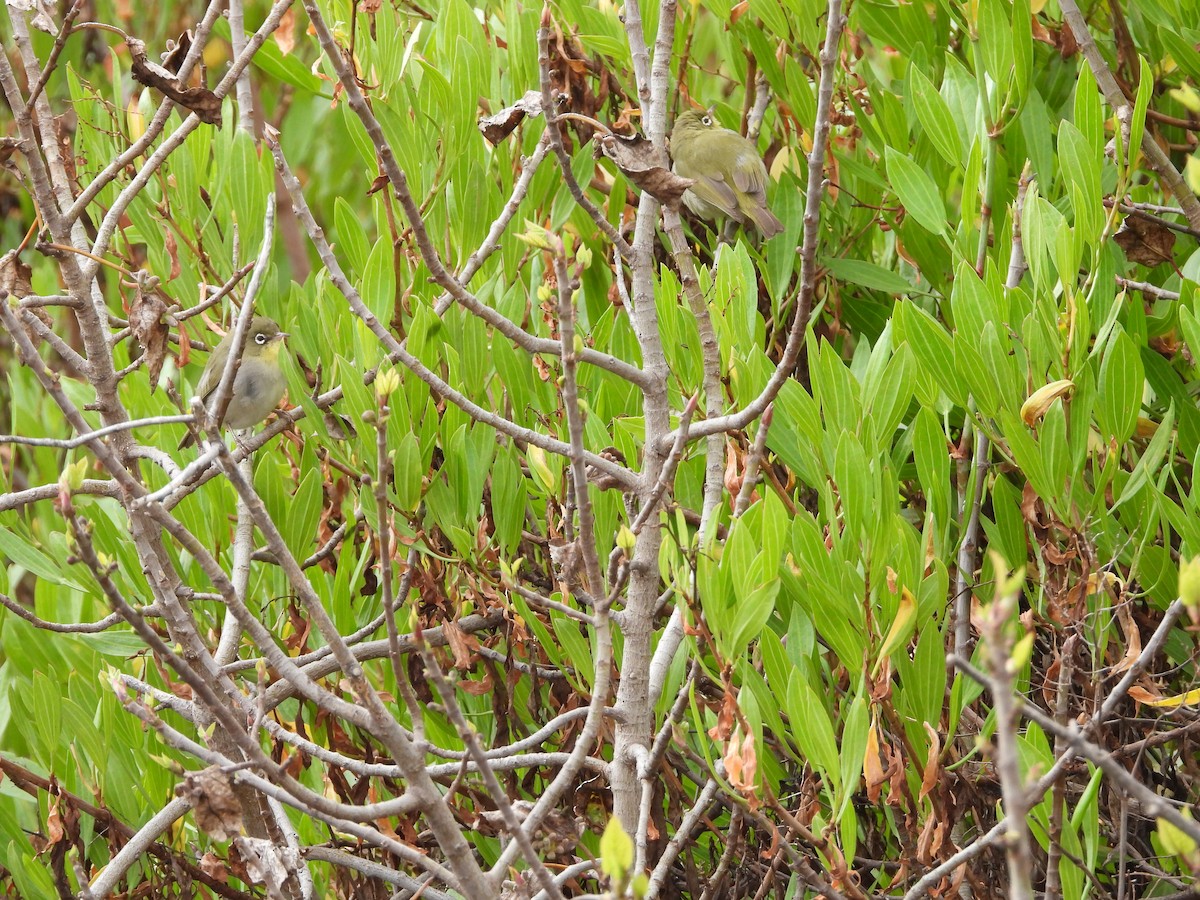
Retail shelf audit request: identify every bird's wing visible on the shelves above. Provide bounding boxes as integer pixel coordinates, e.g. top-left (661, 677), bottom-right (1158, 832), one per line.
top-left (193, 343), bottom-right (229, 402)
top-left (729, 145), bottom-right (768, 201)
top-left (676, 158), bottom-right (741, 218)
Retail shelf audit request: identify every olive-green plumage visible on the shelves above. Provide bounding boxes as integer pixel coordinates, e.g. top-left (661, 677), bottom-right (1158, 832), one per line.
top-left (670, 109), bottom-right (783, 238)
top-left (179, 315), bottom-right (288, 448)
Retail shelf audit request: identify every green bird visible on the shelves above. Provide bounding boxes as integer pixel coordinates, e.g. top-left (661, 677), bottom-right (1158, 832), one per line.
top-left (670, 109), bottom-right (783, 238)
top-left (178, 315), bottom-right (289, 449)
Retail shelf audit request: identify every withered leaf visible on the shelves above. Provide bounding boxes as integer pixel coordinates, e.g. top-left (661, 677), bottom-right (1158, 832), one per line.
top-left (273, 8), bottom-right (296, 56)
top-left (129, 285), bottom-right (170, 391)
top-left (0, 252), bottom-right (33, 299)
top-left (443, 618), bottom-right (479, 669)
top-left (177, 766), bottom-right (243, 842)
top-left (233, 836), bottom-right (298, 899)
top-left (479, 90), bottom-right (544, 145)
top-left (917, 722), bottom-right (941, 802)
top-left (0, 137), bottom-right (24, 166)
top-left (127, 37), bottom-right (222, 126)
top-left (161, 30), bottom-right (193, 74)
top-left (596, 132), bottom-right (693, 206)
top-left (1114, 215), bottom-right (1176, 267)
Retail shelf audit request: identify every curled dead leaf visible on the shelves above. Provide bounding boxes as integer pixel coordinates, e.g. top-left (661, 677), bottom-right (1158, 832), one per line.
top-left (479, 90), bottom-right (544, 145)
top-left (160, 30), bottom-right (193, 74)
top-left (864, 720), bottom-right (886, 803)
top-left (177, 766), bottom-right (243, 842)
top-left (1114, 216), bottom-right (1176, 267)
top-left (917, 722), bottom-right (942, 802)
top-left (127, 36), bottom-right (222, 125)
top-left (1111, 601), bottom-right (1143, 675)
top-left (442, 618), bottom-right (479, 669)
top-left (273, 7), bottom-right (296, 56)
top-left (1020, 378), bottom-right (1075, 426)
top-left (0, 252), bottom-right (33, 299)
top-left (129, 285), bottom-right (170, 391)
top-left (596, 132), bottom-right (693, 206)
top-left (233, 836), bottom-right (299, 897)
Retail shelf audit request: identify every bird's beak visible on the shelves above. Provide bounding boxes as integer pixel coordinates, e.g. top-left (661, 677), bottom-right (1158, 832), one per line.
top-left (277, 332), bottom-right (290, 341)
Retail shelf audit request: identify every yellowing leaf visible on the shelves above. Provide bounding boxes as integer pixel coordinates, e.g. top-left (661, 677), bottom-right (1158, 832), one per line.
top-left (1007, 631), bottom-right (1035, 675)
top-left (873, 586), bottom-right (917, 677)
top-left (1185, 156), bottom-right (1200, 196)
top-left (1180, 556), bottom-right (1200, 610)
top-left (1156, 812), bottom-right (1200, 868)
top-left (127, 90), bottom-right (147, 143)
top-left (1142, 688), bottom-right (1200, 708)
top-left (1170, 85), bottom-right (1200, 114)
top-left (526, 445), bottom-right (558, 494)
top-left (1020, 379), bottom-right (1074, 426)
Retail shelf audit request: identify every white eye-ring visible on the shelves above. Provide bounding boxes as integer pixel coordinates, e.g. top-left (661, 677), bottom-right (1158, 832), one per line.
top-left (255, 333), bottom-right (268, 345)
top-left (701, 115), bottom-right (713, 126)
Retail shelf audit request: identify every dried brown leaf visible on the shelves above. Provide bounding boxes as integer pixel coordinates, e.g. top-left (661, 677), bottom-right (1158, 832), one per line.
top-left (918, 722), bottom-right (941, 801)
top-left (273, 7), bottom-right (296, 55)
top-left (178, 766), bottom-right (243, 842)
top-left (129, 286), bottom-right (170, 391)
top-left (864, 721), bottom-right (886, 802)
top-left (443, 618), bottom-right (479, 669)
top-left (127, 37), bottom-right (222, 125)
top-left (1111, 600), bottom-right (1143, 674)
top-left (164, 230), bottom-right (181, 281)
top-left (596, 132), bottom-right (693, 206)
top-left (161, 31), bottom-right (193, 75)
top-left (724, 728), bottom-right (758, 796)
top-left (0, 252), bottom-right (33, 299)
top-left (1114, 216), bottom-right (1177, 267)
top-left (233, 836), bottom-right (298, 898)
top-left (479, 91), bottom-right (543, 145)
top-left (199, 851), bottom-right (228, 882)
top-left (1127, 684), bottom-right (1161, 705)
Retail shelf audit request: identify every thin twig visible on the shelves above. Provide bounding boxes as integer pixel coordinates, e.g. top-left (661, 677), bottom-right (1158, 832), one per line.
top-left (733, 404), bottom-right (774, 516)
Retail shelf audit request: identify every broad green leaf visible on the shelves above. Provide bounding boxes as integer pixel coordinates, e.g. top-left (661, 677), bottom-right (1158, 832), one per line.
top-left (908, 64), bottom-right (963, 166)
top-left (885, 148), bottom-right (947, 235)
top-left (824, 257), bottom-right (915, 295)
top-left (1097, 328), bottom-right (1142, 444)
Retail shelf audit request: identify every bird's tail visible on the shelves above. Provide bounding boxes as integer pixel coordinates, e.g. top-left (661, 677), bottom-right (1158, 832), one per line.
top-left (749, 205), bottom-right (784, 239)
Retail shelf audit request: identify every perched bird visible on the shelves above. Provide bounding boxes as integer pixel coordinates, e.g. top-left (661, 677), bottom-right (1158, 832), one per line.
top-left (178, 315), bottom-right (289, 448)
top-left (669, 108), bottom-right (783, 238)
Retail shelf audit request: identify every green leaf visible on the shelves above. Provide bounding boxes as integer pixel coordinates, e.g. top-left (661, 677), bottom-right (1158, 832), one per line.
top-left (361, 238), bottom-right (396, 325)
top-left (885, 148), bottom-right (947, 235)
top-left (722, 579), bottom-right (780, 661)
top-left (908, 64), bottom-right (963, 166)
top-left (823, 257), bottom-right (915, 295)
top-left (1097, 328), bottom-right (1142, 444)
top-left (897, 302), bottom-right (961, 405)
top-left (73, 630), bottom-right (149, 657)
top-left (334, 197), bottom-right (371, 277)
top-left (285, 468), bottom-right (323, 560)
top-left (837, 693), bottom-right (869, 818)
top-left (600, 817), bottom-right (634, 882)
top-left (1113, 405), bottom-right (1175, 511)
top-left (913, 407), bottom-right (950, 526)
top-left (0, 523), bottom-right (90, 592)
top-left (784, 673), bottom-right (842, 789)
top-left (978, 0), bottom-right (1014, 87)
top-left (1130, 56), bottom-right (1153, 168)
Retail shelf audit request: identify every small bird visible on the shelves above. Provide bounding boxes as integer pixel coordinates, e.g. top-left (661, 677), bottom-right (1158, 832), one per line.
top-left (178, 315), bottom-right (289, 448)
top-left (670, 108), bottom-right (783, 238)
